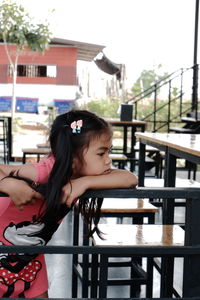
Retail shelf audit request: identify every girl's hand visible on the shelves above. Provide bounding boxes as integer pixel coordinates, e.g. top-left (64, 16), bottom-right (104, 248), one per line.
top-left (0, 177), bottom-right (44, 210)
top-left (61, 177), bottom-right (88, 207)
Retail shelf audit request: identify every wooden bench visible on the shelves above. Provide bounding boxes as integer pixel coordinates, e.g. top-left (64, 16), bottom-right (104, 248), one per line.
top-left (92, 224), bottom-right (184, 298)
top-left (110, 153), bottom-right (127, 169)
top-left (72, 198), bottom-right (159, 298)
top-left (169, 127), bottom-right (197, 133)
top-left (101, 198), bottom-right (158, 224)
top-left (133, 143), bottom-right (164, 177)
top-left (22, 148), bottom-right (127, 168)
top-left (22, 147), bottom-right (50, 163)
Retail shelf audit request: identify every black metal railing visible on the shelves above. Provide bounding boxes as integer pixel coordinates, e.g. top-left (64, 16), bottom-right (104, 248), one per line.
top-left (127, 65), bottom-right (199, 132)
top-left (1, 187), bottom-right (200, 299)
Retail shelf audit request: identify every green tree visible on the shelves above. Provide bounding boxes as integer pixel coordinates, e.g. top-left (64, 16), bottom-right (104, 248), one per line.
top-left (131, 65), bottom-right (169, 98)
top-left (0, 0), bottom-right (52, 118)
top-left (79, 98), bottom-right (122, 118)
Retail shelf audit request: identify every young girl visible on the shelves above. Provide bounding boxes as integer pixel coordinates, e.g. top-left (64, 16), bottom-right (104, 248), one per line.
top-left (0, 109), bottom-right (137, 298)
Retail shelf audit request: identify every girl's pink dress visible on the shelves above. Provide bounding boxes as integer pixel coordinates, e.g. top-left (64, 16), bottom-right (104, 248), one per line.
top-left (0, 156), bottom-right (56, 298)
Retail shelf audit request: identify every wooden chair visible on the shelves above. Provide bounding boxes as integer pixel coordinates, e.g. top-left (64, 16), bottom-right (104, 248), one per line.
top-left (91, 223), bottom-right (184, 298)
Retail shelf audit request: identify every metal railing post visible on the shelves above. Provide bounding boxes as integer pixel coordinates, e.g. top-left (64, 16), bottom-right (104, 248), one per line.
top-left (153, 84), bottom-right (157, 132)
top-left (167, 80), bottom-right (172, 132)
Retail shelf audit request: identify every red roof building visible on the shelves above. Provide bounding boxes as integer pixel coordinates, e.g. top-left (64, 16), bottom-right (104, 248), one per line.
top-left (0, 38), bottom-right (104, 110)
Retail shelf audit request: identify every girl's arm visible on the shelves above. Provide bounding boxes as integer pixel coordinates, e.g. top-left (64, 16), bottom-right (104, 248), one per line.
top-left (0, 163), bottom-right (43, 210)
top-left (61, 169), bottom-right (138, 207)
top-left (0, 163), bottom-right (37, 180)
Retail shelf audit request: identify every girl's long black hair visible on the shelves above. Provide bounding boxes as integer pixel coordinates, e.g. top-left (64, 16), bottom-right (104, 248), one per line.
top-left (40, 109), bottom-right (112, 237)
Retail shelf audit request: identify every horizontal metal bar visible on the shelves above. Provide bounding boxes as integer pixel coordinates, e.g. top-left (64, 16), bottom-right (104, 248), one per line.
top-left (81, 187), bottom-right (200, 199)
top-left (1, 245), bottom-right (200, 255)
top-left (1, 187), bottom-right (200, 199)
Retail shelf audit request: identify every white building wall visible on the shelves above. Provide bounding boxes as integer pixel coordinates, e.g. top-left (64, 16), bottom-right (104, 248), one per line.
top-left (0, 83), bottom-right (78, 105)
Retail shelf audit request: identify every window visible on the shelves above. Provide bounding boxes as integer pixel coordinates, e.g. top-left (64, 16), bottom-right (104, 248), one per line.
top-left (8, 65), bottom-right (57, 78)
top-left (37, 66), bottom-right (47, 77)
top-left (17, 65), bottom-right (26, 76)
top-left (47, 66), bottom-right (56, 78)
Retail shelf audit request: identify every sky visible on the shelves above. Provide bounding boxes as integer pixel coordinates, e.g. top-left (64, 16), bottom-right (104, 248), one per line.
top-left (17, 0), bottom-right (199, 88)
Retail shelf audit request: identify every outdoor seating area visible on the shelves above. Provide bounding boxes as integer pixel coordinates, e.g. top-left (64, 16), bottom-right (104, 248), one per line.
top-left (1, 116), bottom-right (200, 299)
top-left (0, 0), bottom-right (199, 298)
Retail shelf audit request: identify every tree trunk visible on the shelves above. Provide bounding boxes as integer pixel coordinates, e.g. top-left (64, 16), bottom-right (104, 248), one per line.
top-left (12, 66), bottom-right (17, 120)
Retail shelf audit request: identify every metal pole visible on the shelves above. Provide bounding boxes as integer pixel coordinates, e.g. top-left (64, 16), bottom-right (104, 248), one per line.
top-left (192, 0), bottom-right (199, 116)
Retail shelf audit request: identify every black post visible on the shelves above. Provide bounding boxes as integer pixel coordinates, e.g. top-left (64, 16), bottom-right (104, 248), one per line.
top-left (192, 0), bottom-right (199, 116)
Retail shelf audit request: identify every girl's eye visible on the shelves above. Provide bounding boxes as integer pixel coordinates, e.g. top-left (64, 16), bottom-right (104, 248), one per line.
top-left (97, 152), bottom-right (105, 157)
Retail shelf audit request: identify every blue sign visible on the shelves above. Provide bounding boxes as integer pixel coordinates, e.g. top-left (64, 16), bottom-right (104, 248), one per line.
top-left (16, 97), bottom-right (38, 113)
top-left (0, 97), bottom-right (39, 113)
top-left (54, 100), bottom-right (75, 114)
top-left (0, 97), bottom-right (12, 112)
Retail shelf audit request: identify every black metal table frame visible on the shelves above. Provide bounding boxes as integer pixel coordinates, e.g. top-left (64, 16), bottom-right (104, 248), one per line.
top-left (137, 138), bottom-right (200, 223)
top-left (137, 137), bottom-right (200, 297)
top-left (110, 122), bottom-right (146, 155)
top-left (110, 121), bottom-right (146, 171)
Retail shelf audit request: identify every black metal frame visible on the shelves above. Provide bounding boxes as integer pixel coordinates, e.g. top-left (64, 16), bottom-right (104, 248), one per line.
top-left (137, 135), bottom-right (200, 223)
top-left (72, 201), bottom-right (157, 298)
top-left (0, 117), bottom-right (11, 163)
top-left (110, 121), bottom-right (146, 154)
top-left (110, 121), bottom-right (146, 171)
top-left (1, 187), bottom-right (200, 298)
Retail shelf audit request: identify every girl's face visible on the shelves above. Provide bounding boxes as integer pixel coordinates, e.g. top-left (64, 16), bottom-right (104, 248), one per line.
top-left (73, 133), bottom-right (112, 177)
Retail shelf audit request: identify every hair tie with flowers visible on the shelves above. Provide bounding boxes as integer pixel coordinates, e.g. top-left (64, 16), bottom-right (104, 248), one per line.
top-left (70, 120), bottom-right (83, 133)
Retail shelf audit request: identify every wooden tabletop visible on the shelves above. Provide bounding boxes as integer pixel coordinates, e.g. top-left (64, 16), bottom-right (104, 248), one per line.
top-left (93, 224), bottom-right (184, 246)
top-left (22, 147), bottom-right (50, 154)
top-left (107, 119), bottom-right (146, 125)
top-left (135, 132), bottom-right (200, 157)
